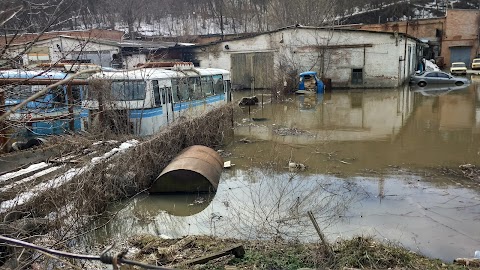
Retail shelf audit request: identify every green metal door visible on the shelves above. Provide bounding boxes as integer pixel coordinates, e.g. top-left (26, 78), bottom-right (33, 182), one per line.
top-left (231, 52), bottom-right (274, 90)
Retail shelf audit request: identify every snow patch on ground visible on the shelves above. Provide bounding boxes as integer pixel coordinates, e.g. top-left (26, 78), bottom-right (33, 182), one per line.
top-left (91, 139), bottom-right (139, 164)
top-left (0, 166), bottom-right (64, 193)
top-left (0, 162), bottom-right (49, 183)
top-left (0, 139), bottom-right (140, 214)
top-left (0, 167), bottom-right (83, 213)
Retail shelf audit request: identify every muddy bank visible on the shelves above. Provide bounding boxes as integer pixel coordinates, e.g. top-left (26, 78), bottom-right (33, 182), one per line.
top-left (111, 234), bottom-right (470, 270)
top-left (439, 164), bottom-right (480, 183)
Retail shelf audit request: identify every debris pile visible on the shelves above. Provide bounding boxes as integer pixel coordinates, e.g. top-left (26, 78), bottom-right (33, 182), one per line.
top-left (459, 164), bottom-right (480, 182)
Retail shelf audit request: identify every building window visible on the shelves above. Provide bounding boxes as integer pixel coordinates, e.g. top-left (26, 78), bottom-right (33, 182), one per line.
top-left (352, 69), bottom-right (363, 84)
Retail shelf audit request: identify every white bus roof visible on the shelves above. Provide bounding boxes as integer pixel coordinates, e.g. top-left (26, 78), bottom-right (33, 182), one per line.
top-left (90, 67), bottom-right (230, 81)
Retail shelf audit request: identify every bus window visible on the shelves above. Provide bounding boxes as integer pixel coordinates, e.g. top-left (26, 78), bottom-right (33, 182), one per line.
top-left (52, 86), bottom-right (66, 107)
top-left (201, 76), bottom-right (214, 96)
top-left (172, 78), bottom-right (188, 102)
top-left (9, 85), bottom-right (51, 108)
top-left (152, 80), bottom-right (162, 107)
top-left (9, 85), bottom-right (32, 99)
top-left (162, 87), bottom-right (166, 105)
top-left (188, 77), bottom-right (202, 100)
top-left (163, 87), bottom-right (172, 104)
top-left (111, 81), bottom-right (146, 101)
top-left (177, 78), bottom-right (190, 101)
top-left (212, 75), bottom-right (223, 95)
top-left (71, 86), bottom-right (82, 103)
top-left (171, 79), bottom-right (179, 103)
top-left (83, 85), bottom-right (91, 100)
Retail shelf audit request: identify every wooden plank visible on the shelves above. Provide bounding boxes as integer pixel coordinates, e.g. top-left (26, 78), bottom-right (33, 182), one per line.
top-left (184, 244), bottom-right (245, 266)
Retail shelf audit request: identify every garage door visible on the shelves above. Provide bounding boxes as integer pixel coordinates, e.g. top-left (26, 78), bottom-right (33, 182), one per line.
top-left (231, 52), bottom-right (274, 90)
top-left (450, 46), bottom-right (472, 66)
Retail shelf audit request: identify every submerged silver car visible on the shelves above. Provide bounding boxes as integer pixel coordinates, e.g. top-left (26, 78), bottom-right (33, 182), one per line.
top-left (409, 71), bottom-right (470, 87)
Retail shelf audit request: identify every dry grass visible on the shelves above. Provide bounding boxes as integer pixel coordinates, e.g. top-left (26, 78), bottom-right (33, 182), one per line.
top-left (0, 104), bottom-right (234, 268)
top-left (121, 234), bottom-right (472, 270)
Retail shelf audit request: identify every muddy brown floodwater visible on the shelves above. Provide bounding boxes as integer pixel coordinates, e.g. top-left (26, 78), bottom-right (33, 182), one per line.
top-left (83, 76), bottom-right (480, 263)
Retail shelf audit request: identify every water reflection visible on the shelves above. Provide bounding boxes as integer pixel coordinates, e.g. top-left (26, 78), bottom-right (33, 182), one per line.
top-left (331, 175), bottom-right (480, 261)
top-left (233, 83), bottom-right (480, 173)
top-left (84, 193), bottom-right (216, 244)
top-left (85, 169), bottom-right (362, 243)
top-left (135, 194), bottom-right (214, 217)
top-left (237, 87), bottom-right (415, 143)
top-left (411, 84), bottom-right (470, 96)
top-left (84, 80), bottom-right (480, 263)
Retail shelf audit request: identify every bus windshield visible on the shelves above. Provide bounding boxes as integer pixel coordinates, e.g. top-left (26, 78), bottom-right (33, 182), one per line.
top-left (111, 81), bottom-right (146, 101)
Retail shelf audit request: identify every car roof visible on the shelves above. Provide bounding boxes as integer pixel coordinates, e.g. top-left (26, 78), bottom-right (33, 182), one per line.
top-left (452, 62), bottom-right (466, 64)
top-left (424, 70), bottom-right (447, 74)
top-left (299, 71), bottom-right (317, 76)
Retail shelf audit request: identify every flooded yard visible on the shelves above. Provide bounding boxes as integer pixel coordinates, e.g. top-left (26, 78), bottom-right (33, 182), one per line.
top-left (84, 77), bottom-right (480, 263)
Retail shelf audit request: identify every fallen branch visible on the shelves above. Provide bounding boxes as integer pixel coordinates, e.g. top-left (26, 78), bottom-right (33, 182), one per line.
top-left (184, 244), bottom-right (245, 266)
top-left (307, 210), bottom-right (334, 258)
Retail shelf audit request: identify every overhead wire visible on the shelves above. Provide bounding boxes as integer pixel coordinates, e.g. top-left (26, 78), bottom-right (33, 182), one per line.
top-left (0, 235), bottom-right (176, 270)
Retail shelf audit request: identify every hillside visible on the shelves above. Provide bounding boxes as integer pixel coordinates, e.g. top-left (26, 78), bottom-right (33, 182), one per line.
top-left (1, 0), bottom-right (479, 38)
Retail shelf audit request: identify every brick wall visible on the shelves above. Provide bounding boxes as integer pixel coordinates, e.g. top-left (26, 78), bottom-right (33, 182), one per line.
top-left (441, 9), bottom-right (480, 66)
top-left (349, 9), bottom-right (480, 68)
top-left (353, 18), bottom-right (445, 41)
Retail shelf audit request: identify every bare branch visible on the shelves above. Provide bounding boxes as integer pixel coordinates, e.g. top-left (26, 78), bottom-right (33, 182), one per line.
top-left (0, 5), bottom-right (23, 27)
top-left (0, 68), bottom-right (100, 122)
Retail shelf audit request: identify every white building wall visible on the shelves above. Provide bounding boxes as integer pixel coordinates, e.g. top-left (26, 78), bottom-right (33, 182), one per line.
top-left (8, 37), bottom-right (120, 67)
top-left (124, 54), bottom-right (147, 69)
top-left (194, 28), bottom-right (419, 88)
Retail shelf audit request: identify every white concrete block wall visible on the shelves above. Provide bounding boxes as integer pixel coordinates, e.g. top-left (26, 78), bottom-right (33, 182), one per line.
top-left (7, 37), bottom-right (120, 66)
top-left (195, 28), bottom-right (419, 88)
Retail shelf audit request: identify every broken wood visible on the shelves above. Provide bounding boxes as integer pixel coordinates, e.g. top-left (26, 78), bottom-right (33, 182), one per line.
top-left (307, 210), bottom-right (334, 258)
top-left (157, 235), bottom-right (195, 259)
top-left (49, 159), bottom-right (81, 164)
top-left (453, 258), bottom-right (480, 267)
top-left (184, 244), bottom-right (245, 266)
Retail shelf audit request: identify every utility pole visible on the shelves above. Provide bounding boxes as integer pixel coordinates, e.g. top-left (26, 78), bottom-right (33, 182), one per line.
top-left (0, 89), bottom-right (7, 152)
top-left (220, 0), bottom-right (225, 40)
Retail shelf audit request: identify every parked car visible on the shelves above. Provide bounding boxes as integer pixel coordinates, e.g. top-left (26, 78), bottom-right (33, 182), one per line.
top-left (297, 71), bottom-right (324, 94)
top-left (410, 71), bottom-right (470, 87)
top-left (450, 62), bottom-right (467, 75)
top-left (472, 58), bottom-right (480, 70)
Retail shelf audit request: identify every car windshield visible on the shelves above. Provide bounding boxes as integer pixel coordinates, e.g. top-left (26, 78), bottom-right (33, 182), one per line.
top-left (452, 63), bottom-right (466, 67)
top-left (473, 59), bottom-right (480, 63)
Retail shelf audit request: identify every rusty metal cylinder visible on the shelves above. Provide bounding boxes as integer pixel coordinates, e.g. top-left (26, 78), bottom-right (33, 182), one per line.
top-left (149, 145), bottom-right (223, 193)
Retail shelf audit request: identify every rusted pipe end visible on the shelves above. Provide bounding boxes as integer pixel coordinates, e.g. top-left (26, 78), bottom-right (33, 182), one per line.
top-left (150, 145), bottom-right (223, 194)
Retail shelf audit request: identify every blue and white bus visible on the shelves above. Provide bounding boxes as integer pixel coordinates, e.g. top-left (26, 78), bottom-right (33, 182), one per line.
top-left (82, 63), bottom-right (231, 136)
top-left (0, 69), bottom-right (88, 138)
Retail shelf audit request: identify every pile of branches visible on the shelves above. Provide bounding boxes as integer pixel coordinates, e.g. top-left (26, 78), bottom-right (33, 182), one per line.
top-left (439, 163), bottom-right (480, 183)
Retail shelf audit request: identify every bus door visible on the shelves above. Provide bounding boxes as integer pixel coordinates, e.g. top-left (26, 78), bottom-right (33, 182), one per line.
top-left (162, 87), bottom-right (174, 124)
top-left (224, 80), bottom-right (232, 102)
